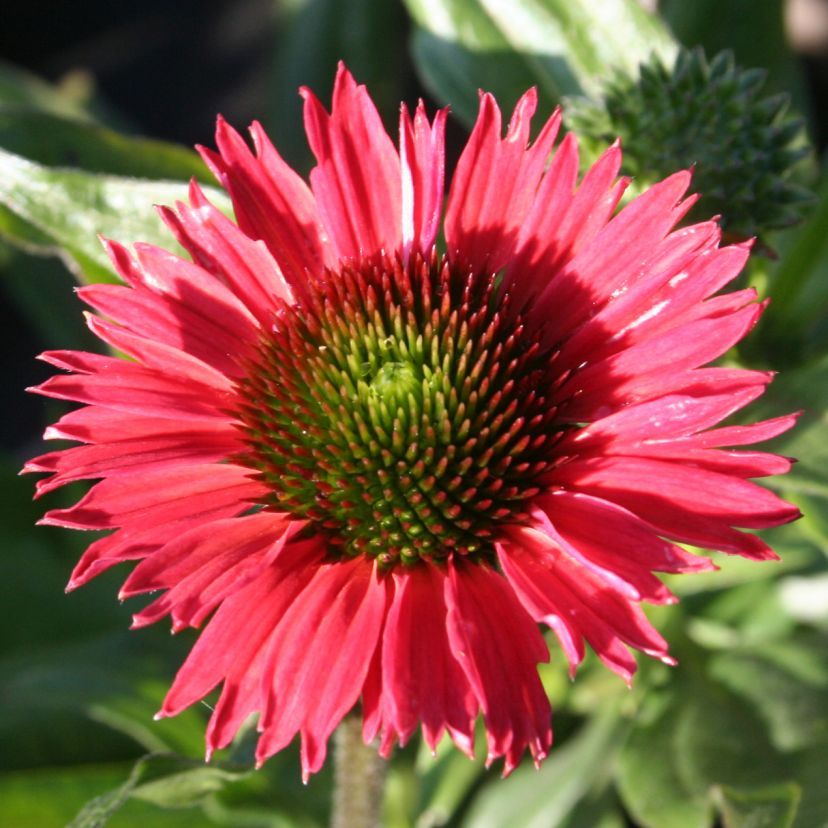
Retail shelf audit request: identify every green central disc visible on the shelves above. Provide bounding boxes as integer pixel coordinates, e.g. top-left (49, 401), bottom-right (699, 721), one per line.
top-left (236, 252), bottom-right (560, 568)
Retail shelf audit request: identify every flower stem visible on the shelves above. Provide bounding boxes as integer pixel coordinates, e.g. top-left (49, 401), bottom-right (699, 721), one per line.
top-left (331, 713), bottom-right (386, 828)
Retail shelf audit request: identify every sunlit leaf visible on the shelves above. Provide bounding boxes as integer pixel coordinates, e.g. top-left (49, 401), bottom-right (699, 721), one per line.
top-left (712, 783), bottom-right (800, 828)
top-left (0, 763), bottom-right (206, 828)
top-left (464, 707), bottom-right (625, 828)
top-left (0, 106), bottom-right (208, 180)
top-left (67, 753), bottom-right (250, 827)
top-left (403, 0), bottom-right (676, 127)
top-left (709, 635), bottom-right (828, 751)
top-left (269, 0), bottom-right (408, 171)
top-left (0, 147), bottom-right (229, 283)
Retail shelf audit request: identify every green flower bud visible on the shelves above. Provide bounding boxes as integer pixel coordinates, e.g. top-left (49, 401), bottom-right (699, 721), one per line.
top-left (567, 47), bottom-right (815, 246)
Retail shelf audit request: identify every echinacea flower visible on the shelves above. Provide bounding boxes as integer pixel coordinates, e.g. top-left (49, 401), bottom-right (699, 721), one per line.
top-left (27, 64), bottom-right (799, 780)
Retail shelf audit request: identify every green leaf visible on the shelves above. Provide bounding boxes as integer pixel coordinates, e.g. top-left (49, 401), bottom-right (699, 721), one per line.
top-left (617, 661), bottom-right (809, 828)
top-left (0, 763), bottom-right (207, 828)
top-left (0, 60), bottom-right (95, 121)
top-left (0, 631), bottom-right (206, 770)
top-left (712, 783), bottom-right (801, 828)
top-left (68, 753), bottom-right (252, 827)
top-left (0, 147), bottom-right (229, 283)
top-left (268, 0), bottom-right (408, 171)
top-left (403, 0), bottom-right (677, 127)
top-left (413, 727), bottom-right (486, 825)
top-left (759, 169), bottom-right (828, 362)
top-left (616, 690), bottom-right (710, 828)
top-left (464, 707), bottom-right (626, 828)
top-left (0, 106), bottom-right (208, 180)
top-left (709, 637), bottom-right (828, 751)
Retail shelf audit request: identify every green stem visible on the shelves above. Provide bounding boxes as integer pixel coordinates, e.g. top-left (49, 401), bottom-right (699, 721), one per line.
top-left (331, 713), bottom-right (386, 828)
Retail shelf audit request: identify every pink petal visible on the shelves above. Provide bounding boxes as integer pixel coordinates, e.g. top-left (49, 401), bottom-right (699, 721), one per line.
top-left (199, 116), bottom-right (330, 284)
top-left (498, 528), bottom-right (671, 683)
top-left (507, 139), bottom-right (628, 315)
top-left (445, 557), bottom-right (551, 775)
top-left (80, 263), bottom-right (258, 378)
top-left (256, 556), bottom-right (387, 780)
top-left (567, 390), bottom-right (770, 450)
top-left (692, 413), bottom-right (799, 448)
top-left (529, 504), bottom-right (676, 605)
top-left (85, 314), bottom-right (233, 392)
top-left (378, 563), bottom-right (477, 755)
top-left (445, 91), bottom-right (562, 276)
top-left (400, 101), bottom-right (447, 261)
top-left (552, 456), bottom-right (801, 557)
top-left (67, 522), bottom-right (192, 590)
top-left (301, 63), bottom-right (402, 262)
top-left (505, 131), bottom-right (580, 312)
top-left (126, 514), bottom-right (300, 631)
top-left (558, 303), bottom-right (764, 421)
top-left (31, 359), bottom-right (234, 423)
top-left (159, 181), bottom-right (298, 321)
top-left (159, 535), bottom-right (324, 750)
top-left (552, 222), bottom-right (729, 366)
top-left (41, 407), bottom-right (235, 445)
top-left (25, 429), bottom-right (240, 497)
top-left (536, 491), bottom-right (714, 574)
top-left (40, 463), bottom-right (264, 531)
top-left (535, 171), bottom-right (693, 344)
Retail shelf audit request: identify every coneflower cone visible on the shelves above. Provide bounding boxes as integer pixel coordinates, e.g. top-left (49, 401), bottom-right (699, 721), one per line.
top-left (567, 47), bottom-right (814, 243)
top-left (26, 64), bottom-right (799, 779)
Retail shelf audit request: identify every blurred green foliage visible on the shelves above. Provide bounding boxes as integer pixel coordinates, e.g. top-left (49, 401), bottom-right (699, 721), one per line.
top-left (0, 1), bottom-right (827, 826)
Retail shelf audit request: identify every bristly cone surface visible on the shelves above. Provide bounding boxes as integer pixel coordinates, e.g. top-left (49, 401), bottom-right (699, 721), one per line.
top-left (27, 64), bottom-right (801, 780)
top-left (567, 47), bottom-right (814, 243)
top-left (239, 251), bottom-right (556, 567)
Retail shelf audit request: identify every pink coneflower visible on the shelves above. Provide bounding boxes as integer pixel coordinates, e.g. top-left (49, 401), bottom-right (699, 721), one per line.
top-left (27, 64), bottom-right (799, 779)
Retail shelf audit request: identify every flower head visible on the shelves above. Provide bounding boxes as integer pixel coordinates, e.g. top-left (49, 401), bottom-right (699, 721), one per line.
top-left (27, 64), bottom-right (799, 779)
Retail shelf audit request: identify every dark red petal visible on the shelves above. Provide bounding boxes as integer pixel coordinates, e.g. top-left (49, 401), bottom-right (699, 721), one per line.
top-left (256, 556), bottom-right (387, 780)
top-left (400, 101), bottom-right (447, 260)
top-left (379, 563), bottom-right (477, 754)
top-left (446, 91), bottom-right (562, 276)
top-left (159, 536), bottom-right (324, 752)
top-left (552, 456), bottom-right (800, 557)
top-left (40, 464), bottom-right (264, 531)
top-left (301, 63), bottom-right (402, 261)
top-left (445, 557), bottom-right (551, 775)
top-left (199, 116), bottom-right (330, 285)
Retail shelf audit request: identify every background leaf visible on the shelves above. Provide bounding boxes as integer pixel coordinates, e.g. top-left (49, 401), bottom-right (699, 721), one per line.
top-left (713, 783), bottom-right (801, 828)
top-left (0, 147), bottom-right (229, 282)
top-left (404, 0), bottom-right (676, 127)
